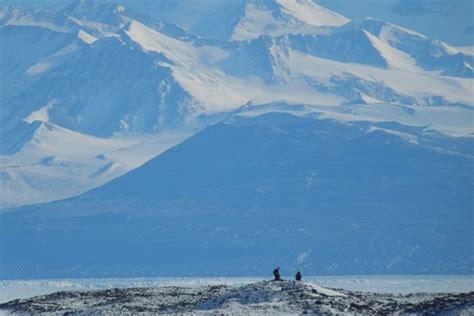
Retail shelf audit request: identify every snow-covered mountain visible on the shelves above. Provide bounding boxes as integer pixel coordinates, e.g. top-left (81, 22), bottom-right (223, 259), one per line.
top-left (229, 0), bottom-right (349, 41)
top-left (0, 0), bottom-right (473, 278)
top-left (1, 0), bottom-right (472, 206)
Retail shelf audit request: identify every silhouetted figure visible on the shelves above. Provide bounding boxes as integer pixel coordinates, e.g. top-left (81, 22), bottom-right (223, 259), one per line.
top-left (273, 267), bottom-right (281, 281)
top-left (295, 271), bottom-right (302, 281)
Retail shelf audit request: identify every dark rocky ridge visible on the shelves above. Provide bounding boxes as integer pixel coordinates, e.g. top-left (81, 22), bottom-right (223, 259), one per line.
top-left (1, 280), bottom-right (473, 315)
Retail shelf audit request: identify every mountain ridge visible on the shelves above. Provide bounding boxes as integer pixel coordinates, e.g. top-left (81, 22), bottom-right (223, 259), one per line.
top-left (1, 112), bottom-right (471, 277)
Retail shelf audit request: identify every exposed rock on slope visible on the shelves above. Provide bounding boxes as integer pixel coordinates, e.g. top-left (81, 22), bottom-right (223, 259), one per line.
top-left (1, 280), bottom-right (473, 315)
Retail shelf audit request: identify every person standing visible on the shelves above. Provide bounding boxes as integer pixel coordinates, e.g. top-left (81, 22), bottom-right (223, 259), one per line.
top-left (295, 271), bottom-right (302, 281)
top-left (273, 267), bottom-right (281, 281)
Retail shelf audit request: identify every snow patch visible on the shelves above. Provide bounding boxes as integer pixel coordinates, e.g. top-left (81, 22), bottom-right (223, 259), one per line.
top-left (77, 29), bottom-right (97, 44)
top-left (23, 100), bottom-right (55, 123)
top-left (363, 30), bottom-right (421, 71)
top-left (25, 62), bottom-right (52, 75)
top-left (453, 46), bottom-right (474, 56)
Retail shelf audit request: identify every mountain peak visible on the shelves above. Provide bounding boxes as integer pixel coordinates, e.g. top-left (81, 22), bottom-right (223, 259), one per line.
top-left (275, 0), bottom-right (348, 27)
top-left (230, 0), bottom-right (348, 41)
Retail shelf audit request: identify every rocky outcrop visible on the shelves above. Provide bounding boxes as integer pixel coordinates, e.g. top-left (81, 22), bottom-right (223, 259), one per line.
top-left (1, 280), bottom-right (473, 315)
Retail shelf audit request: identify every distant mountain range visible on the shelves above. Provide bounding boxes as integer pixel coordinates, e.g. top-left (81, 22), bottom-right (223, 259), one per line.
top-left (1, 0), bottom-right (472, 207)
top-left (1, 110), bottom-right (472, 278)
top-left (0, 0), bottom-right (472, 278)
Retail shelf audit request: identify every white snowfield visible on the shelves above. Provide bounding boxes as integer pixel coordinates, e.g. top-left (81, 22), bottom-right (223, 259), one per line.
top-left (0, 0), bottom-right (473, 207)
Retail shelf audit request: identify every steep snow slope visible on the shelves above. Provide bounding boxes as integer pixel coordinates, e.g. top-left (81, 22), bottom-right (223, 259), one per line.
top-left (124, 21), bottom-right (228, 66)
top-left (2, 33), bottom-right (203, 138)
top-left (1, 113), bottom-right (471, 278)
top-left (363, 31), bottom-right (420, 71)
